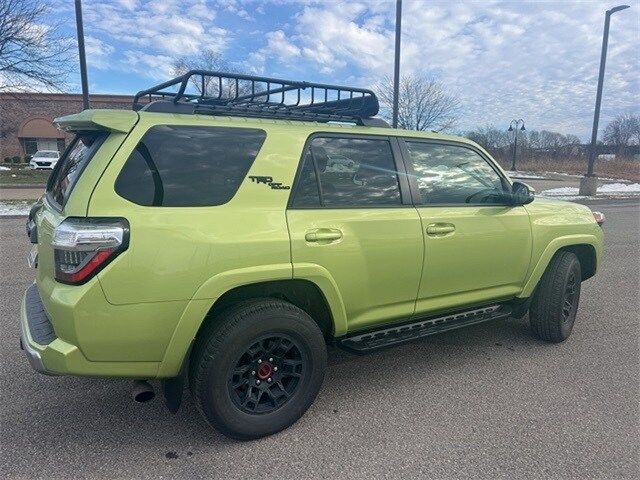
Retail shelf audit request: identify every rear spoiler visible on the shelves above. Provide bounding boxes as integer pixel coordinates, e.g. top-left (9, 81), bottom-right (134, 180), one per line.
top-left (54, 109), bottom-right (139, 133)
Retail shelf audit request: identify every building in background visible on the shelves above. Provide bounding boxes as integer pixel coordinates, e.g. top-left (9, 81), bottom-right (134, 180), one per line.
top-left (0, 93), bottom-right (137, 160)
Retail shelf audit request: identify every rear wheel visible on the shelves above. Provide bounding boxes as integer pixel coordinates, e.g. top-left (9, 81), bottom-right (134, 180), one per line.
top-left (190, 299), bottom-right (327, 440)
top-left (529, 251), bottom-right (582, 343)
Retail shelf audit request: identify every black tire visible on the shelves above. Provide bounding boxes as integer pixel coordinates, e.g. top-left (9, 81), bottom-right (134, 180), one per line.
top-left (529, 251), bottom-right (582, 343)
top-left (189, 298), bottom-right (327, 440)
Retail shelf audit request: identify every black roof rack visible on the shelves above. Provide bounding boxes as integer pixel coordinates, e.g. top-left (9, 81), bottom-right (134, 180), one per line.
top-left (132, 70), bottom-right (387, 127)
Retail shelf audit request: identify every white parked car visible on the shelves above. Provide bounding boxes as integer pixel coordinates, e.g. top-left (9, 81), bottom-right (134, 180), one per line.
top-left (29, 150), bottom-right (60, 170)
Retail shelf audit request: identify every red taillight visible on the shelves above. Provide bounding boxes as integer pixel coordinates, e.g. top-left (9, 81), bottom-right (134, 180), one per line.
top-left (52, 218), bottom-right (129, 285)
top-left (592, 211), bottom-right (605, 226)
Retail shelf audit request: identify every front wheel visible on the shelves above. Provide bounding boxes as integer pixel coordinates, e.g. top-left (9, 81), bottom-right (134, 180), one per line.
top-left (529, 251), bottom-right (582, 343)
top-left (190, 299), bottom-right (327, 440)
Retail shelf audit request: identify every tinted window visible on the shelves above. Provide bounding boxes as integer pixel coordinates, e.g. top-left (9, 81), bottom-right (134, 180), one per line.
top-left (115, 126), bottom-right (266, 207)
top-left (405, 142), bottom-right (508, 205)
top-left (47, 133), bottom-right (106, 208)
top-left (291, 136), bottom-right (402, 207)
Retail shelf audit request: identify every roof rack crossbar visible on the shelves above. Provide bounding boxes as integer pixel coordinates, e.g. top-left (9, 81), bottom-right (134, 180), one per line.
top-left (132, 70), bottom-right (380, 122)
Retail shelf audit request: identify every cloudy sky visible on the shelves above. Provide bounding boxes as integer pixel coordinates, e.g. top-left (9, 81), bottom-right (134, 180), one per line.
top-left (46, 0), bottom-right (639, 139)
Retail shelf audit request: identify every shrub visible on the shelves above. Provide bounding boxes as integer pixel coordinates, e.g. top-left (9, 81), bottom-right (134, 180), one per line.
top-left (11, 156), bottom-right (21, 164)
top-left (3, 157), bottom-right (11, 164)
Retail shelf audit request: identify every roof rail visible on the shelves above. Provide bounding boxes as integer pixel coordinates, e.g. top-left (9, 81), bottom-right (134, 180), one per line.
top-left (132, 70), bottom-right (385, 126)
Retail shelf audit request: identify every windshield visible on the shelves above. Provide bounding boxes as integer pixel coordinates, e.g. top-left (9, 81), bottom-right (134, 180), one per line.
top-left (35, 152), bottom-right (59, 158)
top-left (47, 132), bottom-right (107, 209)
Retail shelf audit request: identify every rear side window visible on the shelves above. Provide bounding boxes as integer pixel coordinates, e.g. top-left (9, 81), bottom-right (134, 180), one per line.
top-left (115, 125), bottom-right (266, 207)
top-left (47, 132), bottom-right (107, 208)
top-left (291, 136), bottom-right (402, 208)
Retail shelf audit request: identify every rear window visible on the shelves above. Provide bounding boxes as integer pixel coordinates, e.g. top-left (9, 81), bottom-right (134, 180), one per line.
top-left (115, 125), bottom-right (266, 207)
top-left (47, 133), bottom-right (107, 208)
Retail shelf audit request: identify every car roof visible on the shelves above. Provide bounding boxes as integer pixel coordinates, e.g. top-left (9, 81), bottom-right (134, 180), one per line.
top-left (136, 110), bottom-right (478, 147)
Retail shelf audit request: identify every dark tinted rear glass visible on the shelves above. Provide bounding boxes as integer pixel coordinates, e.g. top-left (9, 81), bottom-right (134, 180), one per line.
top-left (47, 133), bottom-right (107, 208)
top-left (115, 125), bottom-right (266, 207)
top-left (291, 136), bottom-right (402, 207)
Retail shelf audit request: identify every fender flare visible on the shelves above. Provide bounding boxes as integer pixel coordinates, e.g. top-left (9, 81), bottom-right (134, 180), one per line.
top-left (157, 263), bottom-right (347, 377)
top-left (518, 234), bottom-right (601, 298)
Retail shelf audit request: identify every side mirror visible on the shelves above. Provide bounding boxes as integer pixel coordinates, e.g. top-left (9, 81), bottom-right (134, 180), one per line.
top-left (511, 181), bottom-right (535, 205)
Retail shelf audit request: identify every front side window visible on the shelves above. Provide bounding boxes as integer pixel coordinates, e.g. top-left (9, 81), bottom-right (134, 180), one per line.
top-left (115, 125), bottom-right (266, 207)
top-left (405, 142), bottom-right (508, 205)
top-left (291, 136), bottom-right (402, 207)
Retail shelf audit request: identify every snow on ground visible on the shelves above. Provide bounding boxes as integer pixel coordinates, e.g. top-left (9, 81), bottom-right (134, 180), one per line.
top-left (0, 166), bottom-right (11, 171)
top-left (505, 171), bottom-right (547, 180)
top-left (540, 183), bottom-right (640, 200)
top-left (0, 201), bottom-right (32, 216)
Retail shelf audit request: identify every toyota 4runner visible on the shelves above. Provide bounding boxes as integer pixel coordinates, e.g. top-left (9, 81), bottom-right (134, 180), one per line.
top-left (20, 71), bottom-right (604, 440)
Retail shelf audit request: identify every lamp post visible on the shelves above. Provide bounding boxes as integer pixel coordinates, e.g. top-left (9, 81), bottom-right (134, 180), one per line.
top-left (392, 0), bottom-right (402, 128)
top-left (508, 119), bottom-right (525, 171)
top-left (579, 4), bottom-right (630, 196)
top-left (75, 0), bottom-right (90, 110)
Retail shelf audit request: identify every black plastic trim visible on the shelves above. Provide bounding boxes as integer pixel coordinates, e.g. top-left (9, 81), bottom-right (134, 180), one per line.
top-left (337, 303), bottom-right (512, 353)
top-left (24, 284), bottom-right (57, 345)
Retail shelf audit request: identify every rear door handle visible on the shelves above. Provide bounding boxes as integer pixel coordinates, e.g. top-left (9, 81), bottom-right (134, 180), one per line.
top-left (426, 223), bottom-right (456, 236)
top-left (305, 229), bottom-right (343, 242)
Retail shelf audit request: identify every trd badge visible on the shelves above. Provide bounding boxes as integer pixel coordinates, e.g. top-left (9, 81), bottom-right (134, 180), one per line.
top-left (249, 176), bottom-right (291, 190)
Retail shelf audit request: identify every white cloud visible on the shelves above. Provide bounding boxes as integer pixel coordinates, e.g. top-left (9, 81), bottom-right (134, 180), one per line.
top-left (122, 51), bottom-right (176, 80)
top-left (84, 36), bottom-right (115, 70)
top-left (250, 30), bottom-right (301, 64)
top-left (252, 0), bottom-right (639, 138)
top-left (84, 2), bottom-right (228, 57)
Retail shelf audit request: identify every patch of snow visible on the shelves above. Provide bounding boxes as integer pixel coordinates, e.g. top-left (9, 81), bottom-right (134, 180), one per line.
top-left (0, 166), bottom-right (10, 171)
top-left (540, 187), bottom-right (580, 196)
top-left (505, 171), bottom-right (547, 180)
top-left (597, 182), bottom-right (640, 193)
top-left (544, 171), bottom-right (632, 183)
top-left (540, 182), bottom-right (640, 199)
top-left (0, 201), bottom-right (31, 216)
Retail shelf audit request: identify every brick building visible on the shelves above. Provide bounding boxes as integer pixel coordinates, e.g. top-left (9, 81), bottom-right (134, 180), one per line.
top-left (0, 93), bottom-right (137, 160)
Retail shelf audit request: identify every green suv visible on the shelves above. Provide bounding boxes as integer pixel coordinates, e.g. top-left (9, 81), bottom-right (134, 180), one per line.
top-left (20, 71), bottom-right (604, 439)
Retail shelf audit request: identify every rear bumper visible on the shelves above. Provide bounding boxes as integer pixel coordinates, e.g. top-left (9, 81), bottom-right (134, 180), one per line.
top-left (19, 283), bottom-right (160, 378)
top-left (20, 285), bottom-right (57, 375)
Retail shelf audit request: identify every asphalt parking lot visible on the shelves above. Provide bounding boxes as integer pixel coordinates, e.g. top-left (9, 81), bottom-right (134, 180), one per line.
top-left (0, 199), bottom-right (638, 479)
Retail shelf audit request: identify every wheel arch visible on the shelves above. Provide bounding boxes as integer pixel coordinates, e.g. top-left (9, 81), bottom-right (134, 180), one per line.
top-left (519, 235), bottom-right (601, 298)
top-left (157, 264), bottom-right (346, 377)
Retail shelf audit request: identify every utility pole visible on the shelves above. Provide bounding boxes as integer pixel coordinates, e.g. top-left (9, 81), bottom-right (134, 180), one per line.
top-left (508, 119), bottom-right (525, 171)
top-left (392, 0), bottom-right (402, 128)
top-left (75, 0), bottom-right (90, 110)
top-left (579, 4), bottom-right (630, 196)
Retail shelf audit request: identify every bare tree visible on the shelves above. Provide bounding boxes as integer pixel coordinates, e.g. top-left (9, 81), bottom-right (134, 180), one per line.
top-left (376, 74), bottom-right (461, 131)
top-left (173, 49), bottom-right (251, 99)
top-left (603, 113), bottom-right (640, 155)
top-left (0, 0), bottom-right (72, 91)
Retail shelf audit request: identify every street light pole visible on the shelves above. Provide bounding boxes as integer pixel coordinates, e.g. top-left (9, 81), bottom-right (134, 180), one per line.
top-left (579, 4), bottom-right (630, 195)
top-left (392, 0), bottom-right (402, 128)
top-left (508, 119), bottom-right (525, 171)
top-left (74, 0), bottom-right (90, 110)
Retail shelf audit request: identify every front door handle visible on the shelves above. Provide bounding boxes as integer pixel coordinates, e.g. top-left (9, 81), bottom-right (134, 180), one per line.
top-left (305, 229), bottom-right (343, 242)
top-left (426, 223), bottom-right (456, 236)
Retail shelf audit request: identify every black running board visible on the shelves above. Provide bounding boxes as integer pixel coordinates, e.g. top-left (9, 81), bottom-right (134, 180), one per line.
top-left (338, 304), bottom-right (511, 353)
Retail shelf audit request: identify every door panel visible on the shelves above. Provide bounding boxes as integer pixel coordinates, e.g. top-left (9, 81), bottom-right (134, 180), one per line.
top-left (398, 139), bottom-right (533, 314)
top-left (288, 208), bottom-right (423, 330)
top-left (414, 205), bottom-right (531, 314)
top-left (287, 134), bottom-right (423, 332)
